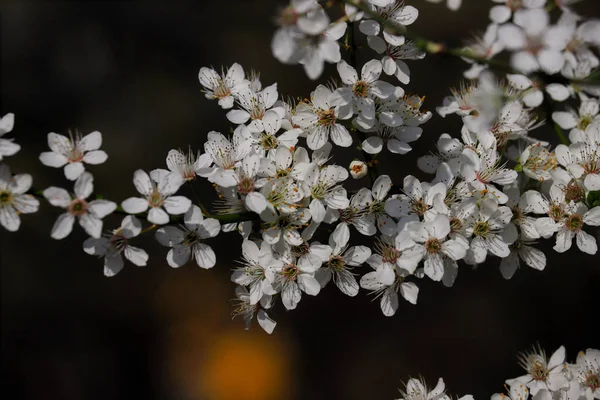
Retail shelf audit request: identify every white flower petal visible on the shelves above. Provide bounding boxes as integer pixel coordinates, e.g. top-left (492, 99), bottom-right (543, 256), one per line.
top-left (148, 207), bottom-right (170, 225)
top-left (82, 150), bottom-right (108, 165)
top-left (50, 213), bottom-right (75, 239)
top-left (64, 162), bottom-right (85, 181)
top-left (121, 197), bottom-right (149, 214)
top-left (124, 246), bottom-right (149, 266)
top-left (194, 243), bottom-right (217, 268)
top-left (43, 187), bottom-right (71, 208)
top-left (163, 196), bottom-right (192, 215)
top-left (79, 212), bottom-right (103, 238)
top-left (39, 151), bottom-right (68, 168)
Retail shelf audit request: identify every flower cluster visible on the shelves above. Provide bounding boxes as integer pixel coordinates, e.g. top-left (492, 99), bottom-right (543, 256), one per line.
top-left (2, 0), bottom-right (599, 337)
top-left (392, 345), bottom-right (599, 400)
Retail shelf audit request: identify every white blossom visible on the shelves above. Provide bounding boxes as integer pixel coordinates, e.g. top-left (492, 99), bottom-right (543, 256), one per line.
top-left (44, 172), bottom-right (116, 239)
top-left (39, 131), bottom-right (108, 181)
top-left (0, 164), bottom-right (39, 231)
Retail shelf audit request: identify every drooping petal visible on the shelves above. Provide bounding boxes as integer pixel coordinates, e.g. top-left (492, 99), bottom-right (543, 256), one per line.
top-left (50, 213), bottom-right (75, 239)
top-left (148, 207), bottom-right (170, 225)
top-left (79, 212), bottom-right (103, 238)
top-left (124, 246), bottom-right (149, 266)
top-left (64, 162), bottom-right (85, 181)
top-left (194, 243), bottom-right (217, 269)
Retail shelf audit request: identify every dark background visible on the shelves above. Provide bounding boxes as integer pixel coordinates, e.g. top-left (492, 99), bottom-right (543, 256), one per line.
top-left (2, 1), bottom-right (599, 399)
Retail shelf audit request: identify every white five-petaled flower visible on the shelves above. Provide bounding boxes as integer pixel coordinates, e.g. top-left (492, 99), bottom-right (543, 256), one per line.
top-left (461, 147), bottom-right (518, 204)
top-left (231, 240), bottom-right (280, 305)
top-left (507, 345), bottom-right (569, 395)
top-left (231, 285), bottom-right (277, 334)
top-left (491, 382), bottom-right (530, 400)
top-left (335, 59), bottom-right (396, 129)
top-left (463, 198), bottom-right (516, 265)
top-left (83, 215), bottom-right (149, 277)
top-left (399, 214), bottom-right (469, 281)
top-left (489, 0), bottom-right (546, 24)
top-left (554, 142), bottom-right (600, 191)
top-left (367, 35), bottom-right (426, 84)
top-left (302, 163), bottom-right (349, 223)
top-left (359, 1), bottom-right (419, 46)
top-left (537, 194), bottom-right (600, 255)
top-left (44, 172), bottom-right (116, 239)
top-left (0, 113), bottom-right (20, 161)
top-left (164, 148), bottom-right (212, 183)
top-left (569, 348), bottom-right (600, 399)
top-left (121, 169), bottom-right (191, 225)
top-left (385, 175), bottom-right (447, 221)
top-left (312, 223), bottom-right (371, 296)
top-left (39, 131), bottom-right (108, 181)
top-left (359, 235), bottom-right (420, 316)
top-left (519, 142), bottom-right (557, 182)
top-left (155, 205), bottom-right (220, 268)
top-left (198, 63), bottom-right (249, 109)
top-left (0, 164), bottom-right (39, 232)
top-left (199, 129), bottom-right (253, 187)
top-left (272, 251), bottom-right (321, 310)
top-left (271, 19), bottom-right (346, 80)
top-left (553, 96), bottom-right (600, 143)
top-left (293, 85), bottom-right (353, 150)
top-left (396, 377), bottom-right (450, 400)
top-left (226, 84), bottom-right (283, 133)
top-left (498, 8), bottom-right (566, 74)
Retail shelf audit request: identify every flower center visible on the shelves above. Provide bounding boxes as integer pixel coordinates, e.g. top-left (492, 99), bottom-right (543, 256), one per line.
top-left (291, 243), bottom-right (310, 257)
top-left (578, 115), bottom-right (592, 131)
top-left (411, 198), bottom-right (430, 216)
top-left (549, 204), bottom-right (565, 221)
top-left (328, 255), bottom-right (345, 271)
top-left (566, 214), bottom-right (583, 232)
top-left (0, 190), bottom-right (13, 207)
top-left (260, 134), bottom-right (279, 150)
top-left (214, 81), bottom-right (231, 99)
top-left (68, 198), bottom-right (88, 216)
top-left (317, 109), bottom-right (336, 127)
top-left (425, 238), bottom-right (442, 254)
top-left (472, 221), bottom-right (490, 237)
top-left (529, 360), bottom-right (549, 381)
top-left (352, 80), bottom-right (370, 97)
top-left (281, 263), bottom-right (299, 281)
top-left (564, 180), bottom-right (585, 203)
top-left (277, 6), bottom-right (298, 26)
top-left (67, 147), bottom-right (84, 163)
top-left (147, 188), bottom-right (165, 208)
top-left (584, 371), bottom-right (600, 390)
top-left (507, 0), bottom-right (523, 11)
top-left (450, 217), bottom-right (463, 233)
top-left (237, 177), bottom-right (256, 195)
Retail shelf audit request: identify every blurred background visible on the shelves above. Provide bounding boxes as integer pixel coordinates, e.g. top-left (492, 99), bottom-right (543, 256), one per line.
top-left (2, 1), bottom-right (599, 399)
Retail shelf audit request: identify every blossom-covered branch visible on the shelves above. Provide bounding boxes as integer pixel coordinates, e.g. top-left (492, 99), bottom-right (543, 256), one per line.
top-left (1, 0), bottom-right (600, 336)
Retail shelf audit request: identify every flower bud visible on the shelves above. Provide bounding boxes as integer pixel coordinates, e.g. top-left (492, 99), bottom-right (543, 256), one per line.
top-left (349, 161), bottom-right (368, 179)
